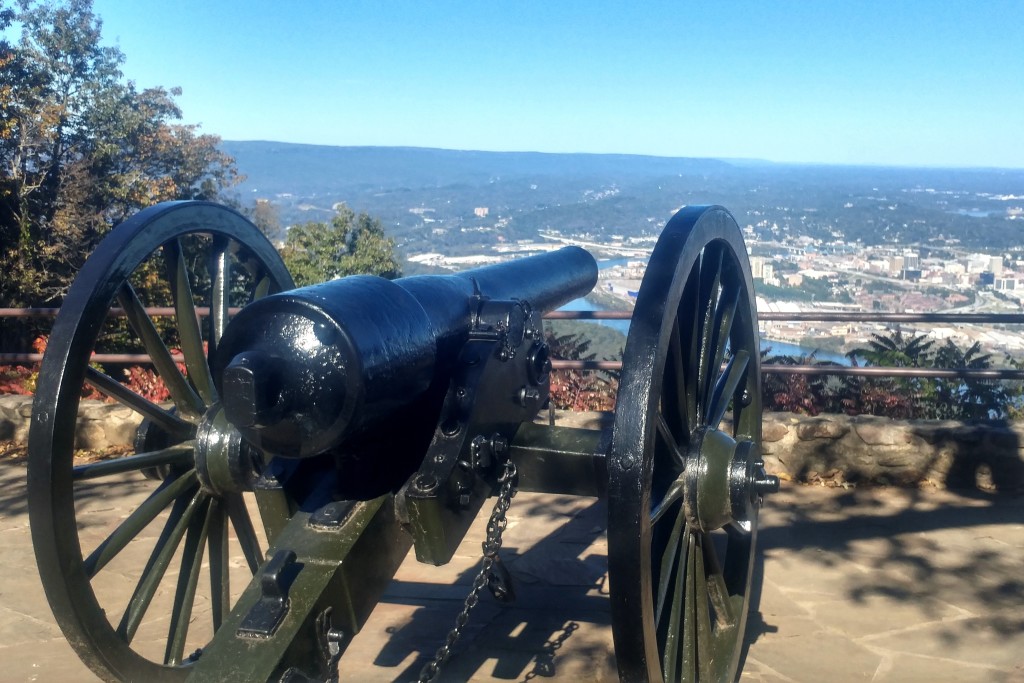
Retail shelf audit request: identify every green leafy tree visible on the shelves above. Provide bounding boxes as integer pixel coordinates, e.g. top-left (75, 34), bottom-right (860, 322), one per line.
top-left (281, 205), bottom-right (401, 286)
top-left (0, 0), bottom-right (239, 313)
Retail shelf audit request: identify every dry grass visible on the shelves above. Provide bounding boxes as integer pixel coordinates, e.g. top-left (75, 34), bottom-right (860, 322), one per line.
top-left (0, 440), bottom-right (133, 465)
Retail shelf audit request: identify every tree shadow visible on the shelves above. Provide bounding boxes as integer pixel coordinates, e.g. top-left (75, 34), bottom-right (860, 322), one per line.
top-left (366, 497), bottom-right (615, 681)
top-left (912, 418), bottom-right (1024, 493)
top-left (751, 481), bottom-right (1024, 677)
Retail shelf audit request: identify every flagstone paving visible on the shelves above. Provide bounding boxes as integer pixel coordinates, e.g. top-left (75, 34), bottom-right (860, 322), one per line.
top-left (1, 459), bottom-right (1021, 682)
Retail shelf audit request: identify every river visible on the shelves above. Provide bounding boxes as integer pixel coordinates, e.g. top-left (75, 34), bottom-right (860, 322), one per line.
top-left (560, 257), bottom-right (850, 364)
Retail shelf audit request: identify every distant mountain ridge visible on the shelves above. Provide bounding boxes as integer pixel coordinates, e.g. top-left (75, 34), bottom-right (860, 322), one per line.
top-left (218, 141), bottom-right (1024, 254)
top-left (220, 141), bottom-right (737, 195)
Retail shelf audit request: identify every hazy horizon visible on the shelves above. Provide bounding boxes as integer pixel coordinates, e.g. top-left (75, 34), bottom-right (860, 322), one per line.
top-left (220, 139), bottom-right (1024, 172)
top-left (91, 1), bottom-right (1024, 170)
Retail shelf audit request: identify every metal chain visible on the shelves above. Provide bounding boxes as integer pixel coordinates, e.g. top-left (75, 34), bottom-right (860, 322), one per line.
top-left (416, 459), bottom-right (519, 683)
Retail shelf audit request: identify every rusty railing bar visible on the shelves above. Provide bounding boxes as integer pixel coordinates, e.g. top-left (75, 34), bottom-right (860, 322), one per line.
top-left (0, 307), bottom-right (241, 318)
top-left (6, 307), bottom-right (1024, 325)
top-left (548, 359), bottom-right (1024, 380)
top-left (0, 353), bottom-right (186, 364)
top-left (757, 311), bottom-right (1024, 324)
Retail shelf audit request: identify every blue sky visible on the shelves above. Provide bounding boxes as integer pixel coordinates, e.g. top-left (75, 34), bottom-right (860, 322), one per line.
top-left (90, 0), bottom-right (1023, 168)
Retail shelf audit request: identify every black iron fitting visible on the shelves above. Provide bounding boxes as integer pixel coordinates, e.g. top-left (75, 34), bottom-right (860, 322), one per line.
top-left (237, 550), bottom-right (299, 639)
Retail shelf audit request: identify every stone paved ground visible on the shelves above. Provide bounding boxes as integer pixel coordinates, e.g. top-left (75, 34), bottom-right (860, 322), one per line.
top-left (1, 459), bottom-right (1022, 682)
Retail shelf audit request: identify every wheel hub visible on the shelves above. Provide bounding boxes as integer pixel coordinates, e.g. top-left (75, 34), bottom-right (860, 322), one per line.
top-left (684, 427), bottom-right (779, 531)
top-left (194, 405), bottom-right (264, 495)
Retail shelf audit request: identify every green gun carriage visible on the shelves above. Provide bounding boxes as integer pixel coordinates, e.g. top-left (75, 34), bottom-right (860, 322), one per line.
top-left (28, 201), bottom-right (777, 682)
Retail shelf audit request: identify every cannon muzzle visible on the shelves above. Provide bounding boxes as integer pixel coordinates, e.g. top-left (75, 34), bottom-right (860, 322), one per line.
top-left (213, 246), bottom-right (597, 458)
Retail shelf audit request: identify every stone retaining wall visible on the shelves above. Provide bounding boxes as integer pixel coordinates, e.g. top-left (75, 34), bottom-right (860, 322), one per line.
top-left (0, 395), bottom-right (143, 451)
top-left (760, 412), bottom-right (1024, 490)
top-left (3, 395), bottom-right (1023, 490)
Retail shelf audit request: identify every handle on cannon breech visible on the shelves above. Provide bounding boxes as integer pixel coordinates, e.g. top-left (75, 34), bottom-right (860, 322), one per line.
top-left (212, 246), bottom-right (598, 459)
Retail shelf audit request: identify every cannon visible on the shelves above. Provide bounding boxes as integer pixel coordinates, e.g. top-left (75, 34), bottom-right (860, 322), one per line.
top-left (28, 200), bottom-right (778, 682)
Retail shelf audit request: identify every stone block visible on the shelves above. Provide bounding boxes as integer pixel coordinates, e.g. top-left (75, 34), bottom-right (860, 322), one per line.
top-left (105, 416), bottom-right (142, 447)
top-left (874, 449), bottom-right (922, 469)
top-left (852, 418), bottom-right (911, 446)
top-left (762, 419), bottom-right (790, 442)
top-left (74, 421), bottom-right (108, 451)
top-left (795, 417), bottom-right (849, 440)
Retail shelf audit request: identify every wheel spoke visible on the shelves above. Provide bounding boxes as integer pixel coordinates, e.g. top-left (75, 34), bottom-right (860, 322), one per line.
top-left (208, 498), bottom-right (231, 631)
top-left (655, 511), bottom-right (687, 625)
top-left (663, 317), bottom-right (689, 443)
top-left (85, 368), bottom-right (193, 441)
top-left (723, 520), bottom-right (755, 589)
top-left (656, 413), bottom-right (685, 470)
top-left (693, 532), bottom-right (714, 681)
top-left (702, 531), bottom-right (736, 627)
top-left (661, 524), bottom-right (688, 680)
top-left (73, 443), bottom-right (195, 481)
top-left (680, 530), bottom-right (698, 681)
top-left (253, 274), bottom-right (272, 301)
top-left (117, 283), bottom-right (204, 420)
top-left (707, 349), bottom-right (750, 431)
top-left (651, 479), bottom-right (684, 526)
top-left (208, 237), bottom-right (231, 355)
top-left (165, 238), bottom-right (218, 405)
top-left (226, 493), bottom-right (265, 573)
top-left (705, 277), bottom-right (740, 420)
top-left (117, 488), bottom-right (207, 643)
top-left (696, 245), bottom-right (725, 423)
top-left (84, 470), bottom-right (199, 578)
top-left (165, 496), bottom-right (213, 665)
top-left (682, 266), bottom-right (702, 434)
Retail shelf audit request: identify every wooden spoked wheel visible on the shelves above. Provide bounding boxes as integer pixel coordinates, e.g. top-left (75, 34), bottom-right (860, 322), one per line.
top-left (608, 205), bottom-right (774, 682)
top-left (28, 201), bottom-right (294, 682)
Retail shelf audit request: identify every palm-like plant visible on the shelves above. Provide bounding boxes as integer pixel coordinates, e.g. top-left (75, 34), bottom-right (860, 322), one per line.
top-left (931, 340), bottom-right (1006, 419)
top-left (847, 329), bottom-right (935, 368)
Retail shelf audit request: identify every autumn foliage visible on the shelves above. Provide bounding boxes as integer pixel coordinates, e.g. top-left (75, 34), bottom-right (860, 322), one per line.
top-left (0, 335), bottom-right (181, 403)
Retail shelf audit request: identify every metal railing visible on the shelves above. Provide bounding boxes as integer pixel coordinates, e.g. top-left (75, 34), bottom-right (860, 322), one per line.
top-left (4, 307), bottom-right (1024, 380)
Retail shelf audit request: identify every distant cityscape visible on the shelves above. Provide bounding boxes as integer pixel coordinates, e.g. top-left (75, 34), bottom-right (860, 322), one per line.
top-left (403, 198), bottom-right (1024, 360)
top-left (222, 143), bottom-right (1024, 360)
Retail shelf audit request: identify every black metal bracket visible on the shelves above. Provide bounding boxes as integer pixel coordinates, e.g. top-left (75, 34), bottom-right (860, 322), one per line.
top-left (309, 500), bottom-right (357, 529)
top-left (396, 300), bottom-right (550, 565)
top-left (237, 549), bottom-right (299, 638)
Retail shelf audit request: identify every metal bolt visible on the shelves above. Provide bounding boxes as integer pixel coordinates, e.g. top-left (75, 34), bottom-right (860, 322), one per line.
top-left (753, 475), bottom-right (780, 495)
top-left (413, 474), bottom-right (438, 493)
top-left (518, 386), bottom-right (541, 406)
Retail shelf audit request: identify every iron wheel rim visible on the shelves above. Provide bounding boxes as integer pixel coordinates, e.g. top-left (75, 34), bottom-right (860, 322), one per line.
top-left (28, 201), bottom-right (294, 682)
top-left (608, 205), bottom-right (763, 683)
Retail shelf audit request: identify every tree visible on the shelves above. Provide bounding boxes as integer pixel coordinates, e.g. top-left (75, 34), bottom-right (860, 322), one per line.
top-left (0, 0), bottom-right (240, 316)
top-left (248, 198), bottom-right (284, 243)
top-left (281, 205), bottom-right (401, 286)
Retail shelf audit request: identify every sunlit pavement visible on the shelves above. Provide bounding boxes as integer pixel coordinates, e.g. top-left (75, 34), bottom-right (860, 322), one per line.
top-left (1, 459), bottom-right (1022, 682)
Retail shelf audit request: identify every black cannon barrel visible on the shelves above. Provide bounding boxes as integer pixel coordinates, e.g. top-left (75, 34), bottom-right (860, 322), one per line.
top-left (213, 247), bottom-right (597, 458)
